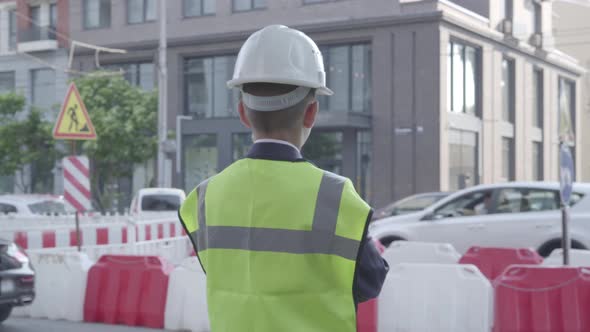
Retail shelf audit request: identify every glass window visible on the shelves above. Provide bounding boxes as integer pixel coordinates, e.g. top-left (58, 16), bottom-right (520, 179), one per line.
top-left (502, 137), bottom-right (515, 181)
top-left (84, 0), bottom-right (111, 29)
top-left (558, 77), bottom-right (576, 141)
top-left (8, 9), bottom-right (16, 50)
top-left (447, 41), bottom-right (480, 115)
top-left (0, 71), bottom-right (15, 94)
top-left (104, 62), bottom-right (155, 91)
top-left (50, 3), bottom-right (57, 27)
top-left (302, 132), bottom-right (343, 175)
top-left (495, 188), bottom-right (558, 214)
top-left (505, 0), bottom-right (513, 20)
top-left (30, 5), bottom-right (41, 25)
top-left (449, 129), bottom-right (478, 190)
top-left (532, 142), bottom-right (543, 181)
top-left (141, 194), bottom-right (181, 211)
top-left (0, 203), bottom-right (17, 214)
top-left (127, 0), bottom-right (156, 24)
top-left (304, 0), bottom-right (330, 3)
top-left (532, 69), bottom-right (543, 128)
top-left (351, 45), bottom-right (371, 112)
top-left (328, 46), bottom-right (350, 112)
top-left (31, 68), bottom-right (56, 111)
top-left (318, 44), bottom-right (371, 113)
top-left (233, 0), bottom-right (266, 11)
top-left (28, 200), bottom-right (66, 215)
top-left (434, 190), bottom-right (493, 219)
top-left (533, 2), bottom-right (541, 34)
top-left (232, 133), bottom-right (252, 161)
top-left (184, 134), bottom-right (218, 191)
top-left (185, 55), bottom-right (238, 118)
top-left (357, 131), bottom-right (372, 201)
top-left (501, 57), bottom-right (515, 123)
top-left (184, 0), bottom-right (215, 16)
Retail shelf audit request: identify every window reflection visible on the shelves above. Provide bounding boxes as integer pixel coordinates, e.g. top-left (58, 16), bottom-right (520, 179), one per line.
top-left (184, 134), bottom-right (218, 191)
top-left (232, 133), bottom-right (252, 161)
top-left (302, 132), bottom-right (343, 175)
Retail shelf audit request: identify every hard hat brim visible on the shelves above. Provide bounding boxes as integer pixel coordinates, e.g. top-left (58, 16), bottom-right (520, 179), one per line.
top-left (227, 78), bottom-right (334, 96)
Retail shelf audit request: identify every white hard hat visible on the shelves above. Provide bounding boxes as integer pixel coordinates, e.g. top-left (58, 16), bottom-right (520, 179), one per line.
top-left (227, 25), bottom-right (333, 97)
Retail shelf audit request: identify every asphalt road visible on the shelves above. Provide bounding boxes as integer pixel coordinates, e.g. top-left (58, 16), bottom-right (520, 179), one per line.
top-left (0, 318), bottom-right (169, 332)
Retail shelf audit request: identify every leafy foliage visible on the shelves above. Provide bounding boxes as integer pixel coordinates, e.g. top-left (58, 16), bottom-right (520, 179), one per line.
top-left (73, 74), bottom-right (158, 212)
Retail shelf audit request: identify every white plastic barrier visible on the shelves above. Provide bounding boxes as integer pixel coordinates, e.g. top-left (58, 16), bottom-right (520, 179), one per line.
top-left (165, 257), bottom-right (210, 332)
top-left (13, 252), bottom-right (93, 321)
top-left (378, 263), bottom-right (493, 332)
top-left (132, 237), bottom-right (193, 265)
top-left (543, 248), bottom-right (590, 267)
top-left (382, 241), bottom-right (461, 266)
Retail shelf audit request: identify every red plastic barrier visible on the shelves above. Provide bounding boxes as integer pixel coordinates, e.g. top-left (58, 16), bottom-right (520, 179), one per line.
top-left (459, 246), bottom-right (542, 280)
top-left (494, 266), bottom-right (590, 332)
top-left (357, 299), bottom-right (377, 332)
top-left (84, 255), bottom-right (174, 328)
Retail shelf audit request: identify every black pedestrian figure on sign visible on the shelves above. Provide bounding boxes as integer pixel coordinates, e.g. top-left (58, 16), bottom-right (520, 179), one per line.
top-left (68, 105), bottom-right (79, 132)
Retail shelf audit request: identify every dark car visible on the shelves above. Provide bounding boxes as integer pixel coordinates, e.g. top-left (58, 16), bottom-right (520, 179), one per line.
top-left (372, 192), bottom-right (450, 221)
top-left (0, 239), bottom-right (35, 324)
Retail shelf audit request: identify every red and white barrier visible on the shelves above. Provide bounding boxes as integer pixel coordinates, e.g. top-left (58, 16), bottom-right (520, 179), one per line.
top-left (379, 263), bottom-right (493, 332)
top-left (383, 241), bottom-right (461, 265)
top-left (543, 248), bottom-right (590, 267)
top-left (494, 265), bottom-right (590, 332)
top-left (459, 247), bottom-right (543, 280)
top-left (84, 255), bottom-right (174, 328)
top-left (13, 252), bottom-right (93, 321)
top-left (165, 257), bottom-right (209, 331)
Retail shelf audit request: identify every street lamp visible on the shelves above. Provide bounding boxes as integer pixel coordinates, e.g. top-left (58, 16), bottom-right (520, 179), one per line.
top-left (176, 115), bottom-right (193, 176)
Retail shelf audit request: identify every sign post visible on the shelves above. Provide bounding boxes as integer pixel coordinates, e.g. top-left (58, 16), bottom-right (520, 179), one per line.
top-left (53, 83), bottom-right (97, 251)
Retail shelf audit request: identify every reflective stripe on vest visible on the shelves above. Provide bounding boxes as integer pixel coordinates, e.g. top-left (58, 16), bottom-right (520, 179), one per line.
top-left (190, 171), bottom-right (358, 260)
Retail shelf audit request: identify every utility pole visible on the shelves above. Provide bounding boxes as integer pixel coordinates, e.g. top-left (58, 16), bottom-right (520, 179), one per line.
top-left (157, 0), bottom-right (167, 187)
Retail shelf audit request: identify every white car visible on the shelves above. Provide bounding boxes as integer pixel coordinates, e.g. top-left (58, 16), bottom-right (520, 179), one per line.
top-left (130, 188), bottom-right (186, 216)
top-left (0, 195), bottom-right (68, 216)
top-left (369, 182), bottom-right (590, 257)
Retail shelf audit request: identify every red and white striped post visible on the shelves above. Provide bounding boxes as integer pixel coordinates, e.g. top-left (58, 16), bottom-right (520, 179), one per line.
top-left (63, 155), bottom-right (92, 251)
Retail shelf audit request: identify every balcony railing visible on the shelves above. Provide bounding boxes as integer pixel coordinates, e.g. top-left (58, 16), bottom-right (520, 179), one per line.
top-left (18, 26), bottom-right (57, 43)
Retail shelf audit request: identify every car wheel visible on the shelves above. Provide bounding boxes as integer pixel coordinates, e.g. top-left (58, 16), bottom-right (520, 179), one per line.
top-left (379, 236), bottom-right (406, 248)
top-left (0, 305), bottom-right (12, 323)
top-left (537, 239), bottom-right (587, 258)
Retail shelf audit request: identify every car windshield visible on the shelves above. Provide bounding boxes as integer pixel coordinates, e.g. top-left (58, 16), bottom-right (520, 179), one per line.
top-left (383, 194), bottom-right (447, 216)
top-left (141, 194), bottom-right (181, 211)
top-left (28, 200), bottom-right (67, 215)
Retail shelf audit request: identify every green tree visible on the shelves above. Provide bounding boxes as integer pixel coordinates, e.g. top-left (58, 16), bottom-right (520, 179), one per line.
top-left (73, 74), bottom-right (158, 212)
top-left (0, 93), bottom-right (58, 193)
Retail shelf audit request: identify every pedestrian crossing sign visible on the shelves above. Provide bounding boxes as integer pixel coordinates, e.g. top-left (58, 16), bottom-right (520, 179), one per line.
top-left (53, 83), bottom-right (97, 140)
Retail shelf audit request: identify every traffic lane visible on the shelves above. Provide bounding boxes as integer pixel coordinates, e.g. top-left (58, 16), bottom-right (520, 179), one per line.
top-left (0, 318), bottom-right (170, 332)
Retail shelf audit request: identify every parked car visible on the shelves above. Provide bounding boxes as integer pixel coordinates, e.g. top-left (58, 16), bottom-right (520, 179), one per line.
top-left (369, 182), bottom-right (590, 256)
top-left (0, 239), bottom-right (35, 324)
top-left (372, 192), bottom-right (449, 221)
top-left (0, 195), bottom-right (68, 216)
top-left (130, 188), bottom-right (186, 216)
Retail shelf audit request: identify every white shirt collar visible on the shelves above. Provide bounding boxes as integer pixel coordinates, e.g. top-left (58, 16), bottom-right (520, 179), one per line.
top-left (254, 139), bottom-right (300, 152)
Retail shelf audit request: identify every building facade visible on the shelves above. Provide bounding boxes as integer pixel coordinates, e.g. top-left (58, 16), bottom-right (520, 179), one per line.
top-left (0, 0), bottom-right (69, 194)
top-left (69, 0), bottom-right (583, 209)
top-left (553, 0), bottom-right (590, 182)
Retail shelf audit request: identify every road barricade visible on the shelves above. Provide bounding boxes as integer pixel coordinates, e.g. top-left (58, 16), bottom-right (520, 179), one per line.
top-left (12, 252), bottom-right (93, 321)
top-left (543, 248), bottom-right (590, 267)
top-left (459, 246), bottom-right (542, 280)
top-left (493, 265), bottom-right (590, 332)
top-left (83, 255), bottom-right (173, 328)
top-left (379, 263), bottom-right (493, 332)
top-left (164, 257), bottom-right (209, 331)
top-left (382, 241), bottom-right (461, 266)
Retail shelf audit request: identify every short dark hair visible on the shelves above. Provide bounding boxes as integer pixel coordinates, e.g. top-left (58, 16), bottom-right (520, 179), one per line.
top-left (242, 83), bottom-right (315, 134)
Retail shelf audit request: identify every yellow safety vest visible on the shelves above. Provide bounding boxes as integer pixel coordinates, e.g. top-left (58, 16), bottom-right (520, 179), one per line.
top-left (179, 158), bottom-right (371, 332)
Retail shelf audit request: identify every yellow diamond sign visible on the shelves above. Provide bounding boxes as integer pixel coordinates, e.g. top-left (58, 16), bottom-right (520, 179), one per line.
top-left (53, 83), bottom-right (97, 140)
